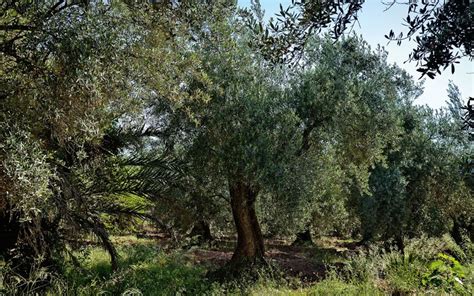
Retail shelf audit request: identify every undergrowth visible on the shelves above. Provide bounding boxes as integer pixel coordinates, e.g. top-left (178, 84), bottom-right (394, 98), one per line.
top-left (1, 235), bottom-right (472, 295)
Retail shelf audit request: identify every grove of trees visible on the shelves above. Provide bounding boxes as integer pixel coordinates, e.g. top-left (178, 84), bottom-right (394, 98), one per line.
top-left (0, 0), bottom-right (472, 293)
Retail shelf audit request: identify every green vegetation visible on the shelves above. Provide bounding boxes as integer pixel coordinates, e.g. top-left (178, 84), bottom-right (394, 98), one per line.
top-left (3, 236), bottom-right (472, 295)
top-left (1, 1), bottom-right (472, 295)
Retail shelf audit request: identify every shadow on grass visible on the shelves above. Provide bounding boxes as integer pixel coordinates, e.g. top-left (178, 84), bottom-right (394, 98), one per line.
top-left (63, 242), bottom-right (211, 296)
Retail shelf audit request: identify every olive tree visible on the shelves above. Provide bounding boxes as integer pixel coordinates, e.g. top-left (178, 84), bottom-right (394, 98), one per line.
top-left (143, 11), bottom-right (419, 267)
top-left (356, 83), bottom-right (473, 250)
top-left (0, 1), bottom-right (210, 281)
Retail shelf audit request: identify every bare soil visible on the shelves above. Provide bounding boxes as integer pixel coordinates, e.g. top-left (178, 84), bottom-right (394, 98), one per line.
top-left (185, 237), bottom-right (359, 283)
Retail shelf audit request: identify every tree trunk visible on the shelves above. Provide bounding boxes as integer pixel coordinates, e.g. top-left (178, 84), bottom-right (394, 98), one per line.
top-left (229, 180), bottom-right (265, 266)
top-left (190, 220), bottom-right (213, 245)
top-left (0, 209), bottom-right (20, 258)
top-left (395, 235), bottom-right (405, 254)
top-left (292, 228), bottom-right (312, 246)
top-left (451, 218), bottom-right (464, 247)
top-left (451, 216), bottom-right (474, 246)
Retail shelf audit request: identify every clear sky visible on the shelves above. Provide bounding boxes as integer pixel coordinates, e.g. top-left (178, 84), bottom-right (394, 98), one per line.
top-left (238, 0), bottom-right (473, 109)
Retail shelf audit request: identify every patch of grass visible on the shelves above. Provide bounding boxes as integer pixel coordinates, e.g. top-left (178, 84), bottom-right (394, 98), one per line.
top-left (27, 236), bottom-right (472, 295)
top-left (384, 252), bottom-right (426, 294)
top-left (111, 235), bottom-right (157, 246)
top-left (309, 237), bottom-right (355, 265)
top-left (310, 247), bottom-right (348, 264)
top-left (307, 278), bottom-right (381, 296)
top-left (238, 277), bottom-right (381, 296)
top-left (58, 243), bottom-right (211, 296)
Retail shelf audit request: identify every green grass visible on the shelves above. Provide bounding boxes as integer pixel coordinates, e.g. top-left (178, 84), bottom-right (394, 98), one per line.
top-left (245, 277), bottom-right (382, 296)
top-left (56, 241), bottom-right (211, 295)
top-left (2, 236), bottom-right (472, 295)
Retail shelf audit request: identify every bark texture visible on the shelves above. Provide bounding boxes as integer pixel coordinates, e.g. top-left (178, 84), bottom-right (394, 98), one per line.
top-left (229, 180), bottom-right (265, 265)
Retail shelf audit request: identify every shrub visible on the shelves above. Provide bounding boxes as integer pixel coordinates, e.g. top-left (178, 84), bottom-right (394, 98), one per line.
top-left (383, 251), bottom-right (425, 293)
top-left (422, 253), bottom-right (470, 295)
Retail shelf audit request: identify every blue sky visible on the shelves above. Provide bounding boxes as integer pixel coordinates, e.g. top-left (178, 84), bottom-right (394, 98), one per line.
top-left (238, 0), bottom-right (473, 109)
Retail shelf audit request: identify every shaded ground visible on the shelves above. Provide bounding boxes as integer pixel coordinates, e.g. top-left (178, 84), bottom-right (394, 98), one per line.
top-left (75, 233), bottom-right (360, 283)
top-left (185, 237), bottom-right (360, 283)
top-left (267, 247), bottom-right (327, 282)
top-left (113, 232), bottom-right (360, 283)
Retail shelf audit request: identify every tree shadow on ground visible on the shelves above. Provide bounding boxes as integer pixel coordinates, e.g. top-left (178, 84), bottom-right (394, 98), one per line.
top-left (186, 236), bottom-right (355, 283)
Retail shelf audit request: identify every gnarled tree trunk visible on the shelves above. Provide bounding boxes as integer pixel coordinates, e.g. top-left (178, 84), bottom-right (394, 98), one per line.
top-left (229, 180), bottom-right (265, 266)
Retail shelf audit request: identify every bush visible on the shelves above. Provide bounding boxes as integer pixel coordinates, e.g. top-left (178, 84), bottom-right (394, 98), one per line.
top-left (422, 253), bottom-right (470, 295)
top-left (383, 251), bottom-right (426, 293)
top-left (337, 237), bottom-right (474, 295)
top-left (405, 234), bottom-right (468, 263)
top-left (4, 235), bottom-right (470, 295)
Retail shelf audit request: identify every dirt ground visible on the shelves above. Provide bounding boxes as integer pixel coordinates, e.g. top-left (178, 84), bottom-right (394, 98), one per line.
top-left (185, 237), bottom-right (359, 283)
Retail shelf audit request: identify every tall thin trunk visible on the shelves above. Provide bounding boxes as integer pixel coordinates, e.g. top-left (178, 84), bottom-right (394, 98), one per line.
top-left (229, 180), bottom-right (265, 265)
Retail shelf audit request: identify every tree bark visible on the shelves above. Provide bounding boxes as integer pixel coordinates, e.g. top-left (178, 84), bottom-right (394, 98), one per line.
top-left (229, 180), bottom-right (265, 265)
top-left (189, 220), bottom-right (213, 245)
top-left (451, 218), bottom-right (464, 247)
top-left (292, 228), bottom-right (312, 246)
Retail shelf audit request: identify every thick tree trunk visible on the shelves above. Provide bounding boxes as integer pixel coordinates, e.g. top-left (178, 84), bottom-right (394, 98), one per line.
top-left (229, 180), bottom-right (265, 265)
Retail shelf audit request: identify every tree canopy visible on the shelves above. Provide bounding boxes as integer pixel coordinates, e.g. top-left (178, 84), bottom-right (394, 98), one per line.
top-left (0, 0), bottom-right (472, 292)
top-left (245, 0), bottom-right (473, 78)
